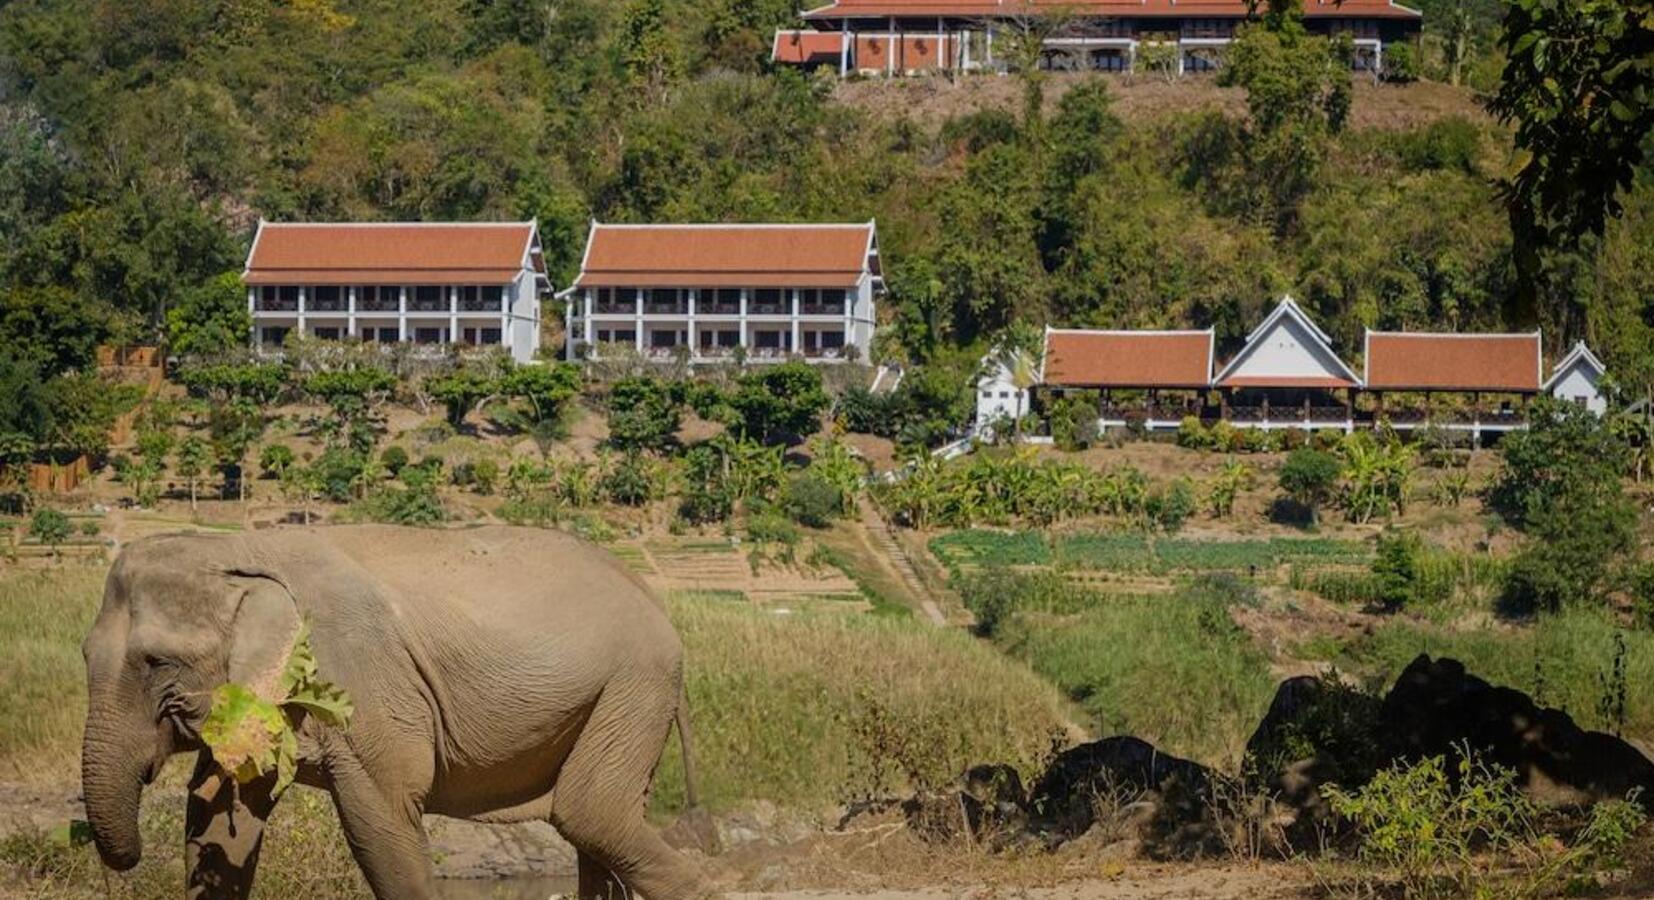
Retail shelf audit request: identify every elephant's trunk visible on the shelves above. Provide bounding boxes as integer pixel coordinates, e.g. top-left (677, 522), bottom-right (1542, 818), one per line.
top-left (81, 703), bottom-right (153, 871)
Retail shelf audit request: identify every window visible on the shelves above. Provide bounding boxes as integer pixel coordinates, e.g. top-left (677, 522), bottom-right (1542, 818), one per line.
top-left (260, 326), bottom-right (290, 347)
top-left (481, 328), bottom-right (502, 345)
top-left (819, 330), bottom-right (844, 349)
top-left (649, 329), bottom-right (680, 348)
top-left (413, 286), bottom-right (444, 312)
top-left (482, 285), bottom-right (504, 307)
top-left (312, 286), bottom-right (343, 311)
top-left (755, 331), bottom-right (782, 349)
top-left (414, 327), bottom-right (445, 344)
top-left (753, 288), bottom-right (783, 310)
top-left (313, 327), bottom-right (341, 340)
top-left (821, 289), bottom-right (847, 307)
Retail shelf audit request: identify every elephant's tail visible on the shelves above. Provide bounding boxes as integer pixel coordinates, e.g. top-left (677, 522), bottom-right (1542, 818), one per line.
top-left (675, 684), bottom-right (701, 810)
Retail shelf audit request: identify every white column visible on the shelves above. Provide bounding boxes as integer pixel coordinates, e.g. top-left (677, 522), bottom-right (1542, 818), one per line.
top-left (246, 288), bottom-right (257, 347)
top-left (791, 289), bottom-right (802, 357)
top-left (739, 288), bottom-right (750, 347)
top-left (840, 19), bottom-right (849, 76)
top-left (398, 286), bottom-right (407, 341)
top-left (687, 289), bottom-right (698, 359)
top-left (845, 288), bottom-right (855, 355)
top-left (1374, 41), bottom-right (1383, 76)
top-left (986, 25), bottom-right (994, 66)
top-left (448, 286), bottom-right (459, 345)
top-left (1177, 43), bottom-right (1186, 75)
top-left (297, 286), bottom-right (307, 335)
top-left (634, 288), bottom-right (644, 351)
top-left (937, 17), bottom-right (944, 72)
top-left (500, 286), bottom-right (510, 350)
top-left (347, 285), bottom-right (357, 337)
top-left (887, 16), bottom-right (895, 77)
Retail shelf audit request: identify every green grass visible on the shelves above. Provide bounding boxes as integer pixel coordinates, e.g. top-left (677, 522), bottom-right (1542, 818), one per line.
top-left (1052, 533), bottom-right (1152, 571)
top-left (992, 579), bottom-right (1276, 769)
top-left (1337, 608), bottom-right (1654, 742)
top-left (928, 529), bottom-right (1052, 570)
top-left (0, 566), bottom-right (106, 783)
top-left (651, 591), bottom-right (1073, 813)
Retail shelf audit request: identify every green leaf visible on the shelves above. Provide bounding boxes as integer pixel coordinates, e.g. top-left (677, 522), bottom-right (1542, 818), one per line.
top-left (200, 683), bottom-right (287, 785)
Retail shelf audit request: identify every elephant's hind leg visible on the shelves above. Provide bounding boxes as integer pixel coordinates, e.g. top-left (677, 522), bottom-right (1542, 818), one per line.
top-left (551, 681), bottom-right (714, 900)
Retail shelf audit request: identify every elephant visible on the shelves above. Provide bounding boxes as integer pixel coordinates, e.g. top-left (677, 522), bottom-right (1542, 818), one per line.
top-left (80, 524), bottom-right (715, 899)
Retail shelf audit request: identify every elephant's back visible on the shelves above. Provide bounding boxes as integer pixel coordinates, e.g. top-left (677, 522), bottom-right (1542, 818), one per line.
top-left (322, 525), bottom-right (678, 653)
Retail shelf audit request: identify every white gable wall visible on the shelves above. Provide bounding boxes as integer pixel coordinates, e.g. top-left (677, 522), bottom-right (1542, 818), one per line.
top-left (975, 358), bottom-right (1028, 433)
top-left (1549, 361), bottom-right (1606, 415)
top-left (1225, 314), bottom-right (1350, 382)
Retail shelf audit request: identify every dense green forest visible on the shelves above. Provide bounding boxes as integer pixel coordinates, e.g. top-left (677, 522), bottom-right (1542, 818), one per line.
top-left (3, 0), bottom-right (1654, 388)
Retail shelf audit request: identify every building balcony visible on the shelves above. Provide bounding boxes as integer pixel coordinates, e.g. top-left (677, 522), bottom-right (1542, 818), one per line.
top-left (593, 302), bottom-right (634, 315)
top-left (644, 303), bottom-right (688, 316)
top-left (699, 302), bottom-right (740, 315)
top-left (459, 299), bottom-right (503, 313)
top-left (256, 298), bottom-right (298, 313)
top-left (801, 303), bottom-right (847, 316)
top-left (408, 298), bottom-right (448, 313)
top-left (358, 296), bottom-right (399, 313)
top-left (747, 304), bottom-right (789, 316)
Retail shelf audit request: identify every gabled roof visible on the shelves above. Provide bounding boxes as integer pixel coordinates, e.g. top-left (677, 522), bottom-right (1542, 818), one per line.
top-left (570, 222), bottom-right (879, 289)
top-left (1042, 328), bottom-right (1214, 389)
top-left (1214, 296), bottom-right (1361, 389)
top-left (243, 221), bottom-right (543, 286)
top-left (1363, 330), bottom-right (1543, 393)
top-left (1543, 342), bottom-right (1607, 391)
top-left (773, 29), bottom-right (846, 64)
top-left (800, 0), bottom-right (1420, 21)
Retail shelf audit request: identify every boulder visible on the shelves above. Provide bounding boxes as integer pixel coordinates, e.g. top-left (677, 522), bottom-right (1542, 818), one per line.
top-left (1380, 654), bottom-right (1654, 808)
top-left (1027, 736), bottom-right (1220, 857)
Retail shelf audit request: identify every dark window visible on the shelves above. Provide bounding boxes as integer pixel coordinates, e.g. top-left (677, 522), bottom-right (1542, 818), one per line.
top-left (482, 285), bottom-right (504, 306)
top-left (820, 330), bottom-right (845, 349)
top-left (754, 289), bottom-right (784, 310)
top-left (649, 329), bottom-right (679, 348)
top-left (755, 331), bottom-right (782, 349)
top-left (414, 327), bottom-right (445, 344)
top-left (482, 328), bottom-right (502, 345)
top-left (312, 286), bottom-right (343, 311)
top-left (413, 286), bottom-right (445, 312)
top-left (313, 327), bottom-right (341, 340)
top-left (720, 330), bottom-right (740, 347)
top-left (261, 326), bottom-right (290, 347)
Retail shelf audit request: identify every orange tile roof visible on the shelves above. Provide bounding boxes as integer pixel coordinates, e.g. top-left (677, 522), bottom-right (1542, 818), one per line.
top-left (574, 223), bottom-right (877, 289)
top-left (1364, 332), bottom-right (1542, 392)
top-left (245, 222), bottom-right (537, 285)
top-left (1043, 330), bottom-right (1213, 388)
top-left (803, 0), bottom-right (1419, 19)
top-left (773, 30), bottom-right (847, 63)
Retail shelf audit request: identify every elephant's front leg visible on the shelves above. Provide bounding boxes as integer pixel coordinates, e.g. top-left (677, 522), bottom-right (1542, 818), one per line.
top-left (185, 753), bottom-right (279, 900)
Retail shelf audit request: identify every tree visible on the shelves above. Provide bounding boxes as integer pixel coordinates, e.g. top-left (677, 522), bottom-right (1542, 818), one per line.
top-left (1490, 0), bottom-right (1654, 317)
top-left (166, 272), bottom-right (251, 359)
top-left (502, 363), bottom-right (581, 423)
top-left (210, 399), bottom-right (265, 502)
top-left (426, 369), bottom-right (498, 431)
top-left (1278, 447), bottom-right (1341, 526)
top-left (174, 435), bottom-right (212, 512)
top-left (305, 367), bottom-right (396, 451)
top-left (29, 507), bottom-right (70, 560)
top-left (259, 444), bottom-right (296, 479)
top-left (1206, 458), bottom-right (1255, 518)
top-left (616, 0), bottom-right (683, 102)
top-left (607, 376), bottom-right (681, 452)
top-left (727, 362), bottom-right (829, 444)
top-left (1217, 11), bottom-right (1352, 235)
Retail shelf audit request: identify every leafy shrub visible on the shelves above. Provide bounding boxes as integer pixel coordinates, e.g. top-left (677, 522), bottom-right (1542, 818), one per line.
top-left (258, 444), bottom-right (295, 478)
top-left (452, 459), bottom-right (499, 495)
top-left (783, 473), bottom-right (843, 528)
top-left (352, 484), bottom-right (445, 526)
top-left (1049, 392), bottom-right (1100, 451)
top-left (1382, 41), bottom-right (1419, 83)
top-left (1277, 448), bottom-right (1341, 526)
top-left (956, 565), bottom-right (1093, 636)
top-left (1323, 754), bottom-right (1536, 898)
top-left (28, 508), bottom-right (69, 552)
top-left (745, 511), bottom-right (799, 547)
top-left (608, 376), bottom-right (682, 452)
top-left (379, 445), bottom-right (409, 476)
top-left (1372, 529), bottom-right (1426, 611)
top-left (678, 483), bottom-right (734, 525)
top-left (604, 452), bottom-right (663, 506)
top-left (1177, 416), bottom-right (1214, 450)
top-left (1147, 478), bottom-right (1196, 533)
top-left (311, 449), bottom-right (366, 502)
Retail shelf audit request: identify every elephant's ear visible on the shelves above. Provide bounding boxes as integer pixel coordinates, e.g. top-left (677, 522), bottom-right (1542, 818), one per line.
top-left (224, 574), bottom-right (303, 702)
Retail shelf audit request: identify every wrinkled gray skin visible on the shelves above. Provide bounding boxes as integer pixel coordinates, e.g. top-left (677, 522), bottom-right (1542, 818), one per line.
top-left (81, 525), bottom-right (714, 899)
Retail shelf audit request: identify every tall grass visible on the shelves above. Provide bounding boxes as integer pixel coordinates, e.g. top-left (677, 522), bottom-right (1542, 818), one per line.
top-left (932, 528), bottom-right (1370, 577)
top-left (652, 592), bottom-right (1073, 813)
top-left (0, 565), bottom-right (106, 783)
top-left (994, 579), bottom-right (1277, 769)
top-left (1339, 609), bottom-right (1654, 740)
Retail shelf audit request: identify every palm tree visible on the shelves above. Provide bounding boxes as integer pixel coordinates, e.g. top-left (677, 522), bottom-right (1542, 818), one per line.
top-left (990, 323), bottom-right (1045, 442)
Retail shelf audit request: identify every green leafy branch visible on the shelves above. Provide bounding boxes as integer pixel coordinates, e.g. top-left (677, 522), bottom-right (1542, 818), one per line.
top-left (200, 622), bottom-right (353, 796)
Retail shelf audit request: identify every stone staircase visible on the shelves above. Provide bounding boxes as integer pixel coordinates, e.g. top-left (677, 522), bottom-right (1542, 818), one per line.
top-left (859, 499), bottom-right (948, 626)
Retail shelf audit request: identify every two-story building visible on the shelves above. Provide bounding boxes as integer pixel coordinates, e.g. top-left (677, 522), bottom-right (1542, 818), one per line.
top-left (242, 221), bottom-right (549, 362)
top-left (773, 0), bottom-right (1422, 77)
top-left (561, 222), bottom-right (882, 363)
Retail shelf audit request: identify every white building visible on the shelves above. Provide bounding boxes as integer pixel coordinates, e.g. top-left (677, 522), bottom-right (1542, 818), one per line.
top-left (1544, 341), bottom-right (1609, 415)
top-left (975, 354), bottom-right (1031, 437)
top-left (561, 222), bottom-right (882, 363)
top-left (243, 221), bottom-right (549, 362)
